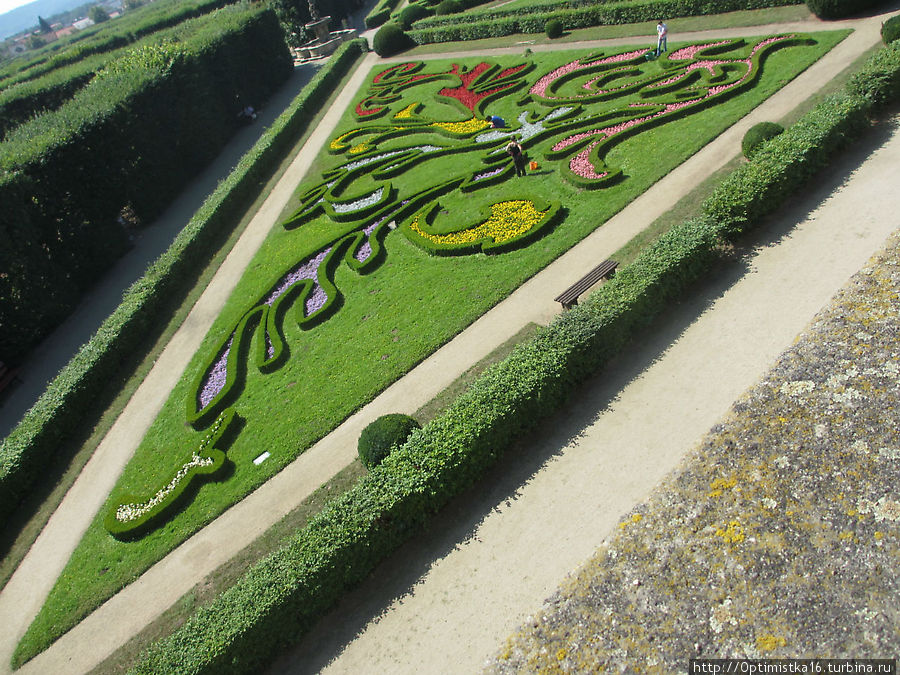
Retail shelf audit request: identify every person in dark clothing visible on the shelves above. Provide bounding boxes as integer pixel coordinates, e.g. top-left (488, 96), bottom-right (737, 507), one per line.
top-left (505, 139), bottom-right (527, 177)
top-left (487, 115), bottom-right (506, 128)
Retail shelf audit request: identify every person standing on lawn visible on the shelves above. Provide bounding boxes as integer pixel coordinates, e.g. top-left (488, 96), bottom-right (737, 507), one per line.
top-left (656, 19), bottom-right (668, 56)
top-left (506, 138), bottom-right (527, 177)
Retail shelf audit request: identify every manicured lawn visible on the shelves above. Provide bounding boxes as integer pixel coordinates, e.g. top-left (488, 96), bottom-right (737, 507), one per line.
top-left (14, 30), bottom-right (847, 666)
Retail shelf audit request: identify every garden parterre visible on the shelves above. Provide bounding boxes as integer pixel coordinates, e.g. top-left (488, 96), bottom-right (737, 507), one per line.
top-left (13, 32), bottom-right (847, 666)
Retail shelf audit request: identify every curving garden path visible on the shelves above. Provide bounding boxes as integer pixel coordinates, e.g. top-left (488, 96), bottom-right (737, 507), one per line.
top-left (0, 9), bottom-right (897, 674)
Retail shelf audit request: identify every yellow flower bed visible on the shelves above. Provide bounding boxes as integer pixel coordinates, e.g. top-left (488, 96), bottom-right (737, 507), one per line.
top-left (394, 103), bottom-right (419, 119)
top-left (410, 200), bottom-right (546, 247)
top-left (431, 116), bottom-right (491, 134)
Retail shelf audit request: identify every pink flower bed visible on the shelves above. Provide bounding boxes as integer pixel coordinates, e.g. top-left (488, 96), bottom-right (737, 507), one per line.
top-left (530, 50), bottom-right (645, 99)
top-left (668, 41), bottom-right (732, 61)
top-left (555, 35), bottom-right (792, 168)
top-left (569, 141), bottom-right (608, 180)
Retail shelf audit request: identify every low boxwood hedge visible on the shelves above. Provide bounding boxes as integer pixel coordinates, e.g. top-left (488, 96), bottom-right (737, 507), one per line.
top-left (128, 38), bottom-right (900, 675)
top-left (0, 39), bottom-right (368, 531)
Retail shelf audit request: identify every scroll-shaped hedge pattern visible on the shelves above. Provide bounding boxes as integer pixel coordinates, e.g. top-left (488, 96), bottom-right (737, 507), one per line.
top-left (117, 35), bottom-right (814, 535)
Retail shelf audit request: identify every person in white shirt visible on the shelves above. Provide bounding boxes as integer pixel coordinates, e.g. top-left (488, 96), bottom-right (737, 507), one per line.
top-left (656, 19), bottom-right (668, 56)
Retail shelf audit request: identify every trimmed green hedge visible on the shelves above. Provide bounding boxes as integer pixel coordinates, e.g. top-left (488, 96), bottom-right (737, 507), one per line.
top-left (884, 14), bottom-right (900, 45)
top-left (0, 5), bottom-right (292, 366)
top-left (0, 0), bottom-right (246, 141)
top-left (0, 39), bottom-right (369, 532)
top-left (373, 22), bottom-right (416, 56)
top-left (409, 0), bottom-right (804, 43)
top-left (128, 38), bottom-right (900, 675)
top-left (0, 0), bottom-right (237, 92)
top-left (805, 0), bottom-right (884, 19)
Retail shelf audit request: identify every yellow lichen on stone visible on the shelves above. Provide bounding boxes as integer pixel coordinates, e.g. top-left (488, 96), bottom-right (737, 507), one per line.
top-left (556, 648), bottom-right (567, 661)
top-left (708, 476), bottom-right (738, 498)
top-left (756, 633), bottom-right (787, 652)
top-left (715, 520), bottom-right (745, 544)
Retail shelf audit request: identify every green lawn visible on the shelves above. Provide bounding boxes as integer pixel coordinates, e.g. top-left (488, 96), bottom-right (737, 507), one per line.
top-left (14, 29), bottom-right (847, 666)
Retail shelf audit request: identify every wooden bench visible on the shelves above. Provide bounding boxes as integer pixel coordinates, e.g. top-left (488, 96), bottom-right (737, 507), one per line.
top-left (554, 259), bottom-right (618, 309)
top-left (0, 361), bottom-right (21, 402)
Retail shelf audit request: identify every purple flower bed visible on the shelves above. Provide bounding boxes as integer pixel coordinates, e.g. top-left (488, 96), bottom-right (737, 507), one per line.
top-left (265, 249), bottom-right (330, 307)
top-left (198, 336), bottom-right (233, 409)
top-left (355, 219), bottom-right (383, 263)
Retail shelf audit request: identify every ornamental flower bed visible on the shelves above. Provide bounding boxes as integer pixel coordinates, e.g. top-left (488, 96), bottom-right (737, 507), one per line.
top-left (118, 36), bottom-right (816, 532)
top-left (404, 198), bottom-right (562, 255)
top-left (120, 35), bottom-right (819, 535)
top-left (104, 409), bottom-right (237, 539)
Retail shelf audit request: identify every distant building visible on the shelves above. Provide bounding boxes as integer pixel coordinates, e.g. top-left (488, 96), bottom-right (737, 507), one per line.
top-left (72, 17), bottom-right (95, 30)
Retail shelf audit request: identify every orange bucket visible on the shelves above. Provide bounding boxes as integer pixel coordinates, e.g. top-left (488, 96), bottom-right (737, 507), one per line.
top-left (529, 161), bottom-right (538, 171)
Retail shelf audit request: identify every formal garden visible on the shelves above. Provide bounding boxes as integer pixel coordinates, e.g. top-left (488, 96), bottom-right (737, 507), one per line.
top-left (3, 0), bottom-right (900, 670)
top-left (10, 26), bottom-right (851, 668)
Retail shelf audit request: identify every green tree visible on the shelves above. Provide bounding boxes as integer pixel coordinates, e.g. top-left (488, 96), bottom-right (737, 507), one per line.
top-left (123, 0), bottom-right (144, 9)
top-left (38, 15), bottom-right (52, 33)
top-left (89, 5), bottom-right (110, 23)
top-left (26, 34), bottom-right (44, 49)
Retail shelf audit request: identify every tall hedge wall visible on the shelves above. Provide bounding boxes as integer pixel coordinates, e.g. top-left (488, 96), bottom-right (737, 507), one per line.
top-left (0, 0), bottom-right (245, 140)
top-left (0, 5), bottom-right (292, 366)
top-left (0, 38), bottom-right (368, 554)
top-left (0, 0), bottom-right (238, 92)
top-left (408, 0), bottom-right (804, 43)
top-left (806, 0), bottom-right (886, 19)
top-left (129, 39), bottom-right (900, 675)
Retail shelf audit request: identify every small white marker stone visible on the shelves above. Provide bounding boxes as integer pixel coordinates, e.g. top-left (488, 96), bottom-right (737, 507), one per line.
top-left (253, 451), bottom-right (270, 465)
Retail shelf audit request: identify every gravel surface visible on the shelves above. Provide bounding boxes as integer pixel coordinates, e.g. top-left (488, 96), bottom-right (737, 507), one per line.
top-left (488, 230), bottom-right (900, 672)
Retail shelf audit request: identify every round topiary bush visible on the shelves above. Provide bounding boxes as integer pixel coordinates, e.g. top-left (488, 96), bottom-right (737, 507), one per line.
top-left (883, 14), bottom-right (900, 45)
top-left (373, 22), bottom-right (413, 57)
top-left (435, 0), bottom-right (462, 16)
top-left (742, 121), bottom-right (784, 158)
top-left (545, 19), bottom-right (563, 39)
top-left (358, 413), bottom-right (421, 469)
top-left (399, 3), bottom-right (431, 28)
